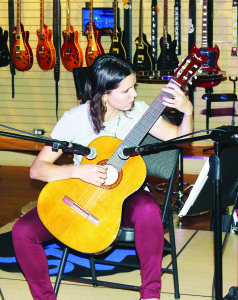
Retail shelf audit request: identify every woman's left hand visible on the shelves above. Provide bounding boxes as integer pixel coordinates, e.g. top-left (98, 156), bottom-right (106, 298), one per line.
top-left (161, 82), bottom-right (193, 115)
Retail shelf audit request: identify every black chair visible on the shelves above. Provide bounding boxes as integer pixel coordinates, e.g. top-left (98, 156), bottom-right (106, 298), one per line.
top-left (53, 134), bottom-right (180, 299)
top-left (202, 93), bottom-right (238, 131)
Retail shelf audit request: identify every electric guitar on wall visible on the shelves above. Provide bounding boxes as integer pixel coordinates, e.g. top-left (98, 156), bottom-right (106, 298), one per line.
top-left (0, 27), bottom-right (10, 68)
top-left (157, 0), bottom-right (179, 71)
top-left (133, 0), bottom-right (155, 71)
top-left (85, 0), bottom-right (104, 67)
top-left (12, 0), bottom-right (33, 71)
top-left (37, 50), bottom-right (207, 255)
top-left (109, 0), bottom-right (128, 60)
top-left (36, 0), bottom-right (56, 71)
top-left (61, 0), bottom-right (83, 72)
top-left (191, 0), bottom-right (221, 87)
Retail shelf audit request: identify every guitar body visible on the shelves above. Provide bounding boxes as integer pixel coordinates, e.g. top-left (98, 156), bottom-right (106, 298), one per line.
top-left (12, 23), bottom-right (33, 71)
top-left (36, 24), bottom-right (56, 71)
top-left (133, 33), bottom-right (155, 71)
top-left (0, 28), bottom-right (10, 67)
top-left (191, 43), bottom-right (221, 87)
top-left (157, 34), bottom-right (179, 71)
top-left (109, 28), bottom-right (128, 60)
top-left (61, 25), bottom-right (84, 72)
top-left (85, 23), bottom-right (104, 67)
top-left (37, 136), bottom-right (147, 254)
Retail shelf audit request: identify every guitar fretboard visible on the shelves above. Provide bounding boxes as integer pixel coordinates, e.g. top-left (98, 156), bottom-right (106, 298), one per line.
top-left (16, 0), bottom-right (21, 35)
top-left (40, 0), bottom-right (44, 36)
top-left (151, 0), bottom-right (158, 62)
top-left (66, 0), bottom-right (70, 35)
top-left (174, 0), bottom-right (181, 55)
top-left (202, 0), bottom-right (208, 48)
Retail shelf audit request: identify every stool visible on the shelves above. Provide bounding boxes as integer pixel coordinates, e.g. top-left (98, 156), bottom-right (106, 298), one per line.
top-left (202, 93), bottom-right (238, 130)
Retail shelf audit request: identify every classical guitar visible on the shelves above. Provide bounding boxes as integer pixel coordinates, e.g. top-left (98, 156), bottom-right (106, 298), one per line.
top-left (0, 27), bottom-right (10, 68)
top-left (157, 0), bottom-right (179, 71)
top-left (85, 0), bottom-right (104, 67)
top-left (12, 0), bottom-right (33, 72)
top-left (109, 0), bottom-right (127, 60)
top-left (37, 50), bottom-right (207, 255)
top-left (36, 0), bottom-right (56, 71)
top-left (61, 0), bottom-right (83, 72)
top-left (191, 0), bottom-right (221, 87)
top-left (133, 0), bottom-right (155, 71)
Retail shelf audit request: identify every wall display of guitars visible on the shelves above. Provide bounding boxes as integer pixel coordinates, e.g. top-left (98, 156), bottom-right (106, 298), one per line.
top-left (0, 27), bottom-right (10, 68)
top-left (109, 0), bottom-right (128, 60)
top-left (12, 0), bottom-right (33, 71)
top-left (157, 0), bottom-right (179, 73)
top-left (133, 0), bottom-right (155, 71)
top-left (61, 0), bottom-right (83, 72)
top-left (191, 0), bottom-right (226, 88)
top-left (85, 0), bottom-right (104, 67)
top-left (36, 0), bottom-right (56, 71)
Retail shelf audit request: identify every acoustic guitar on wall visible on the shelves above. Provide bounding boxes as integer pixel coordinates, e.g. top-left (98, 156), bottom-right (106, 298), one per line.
top-left (109, 0), bottom-right (128, 60)
top-left (36, 0), bottom-right (56, 71)
top-left (12, 0), bottom-right (33, 72)
top-left (85, 0), bottom-right (104, 67)
top-left (61, 0), bottom-right (84, 72)
top-left (37, 50), bottom-right (207, 255)
top-left (133, 0), bottom-right (155, 71)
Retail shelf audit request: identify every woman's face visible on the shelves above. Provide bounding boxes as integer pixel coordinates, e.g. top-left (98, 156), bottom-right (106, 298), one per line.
top-left (103, 73), bottom-right (137, 114)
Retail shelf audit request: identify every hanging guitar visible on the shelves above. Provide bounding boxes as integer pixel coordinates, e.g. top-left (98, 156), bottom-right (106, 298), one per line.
top-left (37, 50), bottom-right (207, 255)
top-left (133, 0), bottom-right (155, 71)
top-left (0, 27), bottom-right (10, 68)
top-left (61, 0), bottom-right (83, 72)
top-left (157, 0), bottom-right (179, 71)
top-left (109, 0), bottom-right (128, 60)
top-left (36, 0), bottom-right (56, 71)
top-left (12, 0), bottom-right (33, 71)
top-left (85, 0), bottom-right (104, 67)
top-left (191, 0), bottom-right (222, 88)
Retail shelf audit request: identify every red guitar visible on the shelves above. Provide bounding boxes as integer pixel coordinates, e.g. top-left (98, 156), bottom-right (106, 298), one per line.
top-left (85, 0), bottom-right (104, 67)
top-left (61, 0), bottom-right (83, 72)
top-left (36, 0), bottom-right (56, 70)
top-left (191, 0), bottom-right (221, 88)
top-left (12, 0), bottom-right (33, 71)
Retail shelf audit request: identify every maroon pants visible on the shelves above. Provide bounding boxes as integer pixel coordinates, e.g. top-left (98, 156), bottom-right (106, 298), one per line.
top-left (12, 190), bottom-right (164, 300)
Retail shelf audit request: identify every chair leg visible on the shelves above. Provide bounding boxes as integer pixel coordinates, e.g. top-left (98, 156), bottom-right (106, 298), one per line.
top-left (168, 200), bottom-right (180, 299)
top-left (54, 246), bottom-right (69, 296)
top-left (89, 255), bottom-right (98, 287)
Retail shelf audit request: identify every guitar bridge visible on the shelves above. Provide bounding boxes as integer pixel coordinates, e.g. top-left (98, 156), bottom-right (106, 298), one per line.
top-left (62, 195), bottom-right (100, 226)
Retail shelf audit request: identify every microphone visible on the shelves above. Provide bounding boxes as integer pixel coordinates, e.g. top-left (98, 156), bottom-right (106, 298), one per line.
top-left (71, 143), bottom-right (97, 160)
top-left (210, 126), bottom-right (238, 142)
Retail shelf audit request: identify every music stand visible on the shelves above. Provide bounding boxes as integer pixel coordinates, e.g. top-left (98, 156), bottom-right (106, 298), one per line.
top-left (179, 140), bottom-right (238, 300)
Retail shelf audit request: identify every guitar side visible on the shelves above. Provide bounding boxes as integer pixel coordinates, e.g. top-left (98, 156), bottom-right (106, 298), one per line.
top-left (85, 23), bottom-right (104, 67)
top-left (0, 28), bottom-right (10, 68)
top-left (12, 23), bottom-right (33, 72)
top-left (37, 136), bottom-right (147, 254)
top-left (109, 28), bottom-right (128, 60)
top-left (191, 43), bottom-right (221, 87)
top-left (133, 33), bottom-right (155, 71)
top-left (61, 25), bottom-right (83, 72)
top-left (36, 24), bottom-right (56, 71)
top-left (157, 34), bottom-right (179, 71)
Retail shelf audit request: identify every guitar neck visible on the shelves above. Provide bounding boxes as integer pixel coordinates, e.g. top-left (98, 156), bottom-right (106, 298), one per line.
top-left (17, 0), bottom-right (21, 35)
top-left (40, 0), bottom-right (44, 36)
top-left (174, 0), bottom-right (181, 55)
top-left (89, 0), bottom-right (93, 34)
top-left (138, 0), bottom-right (143, 44)
top-left (66, 0), bottom-right (70, 35)
top-left (202, 0), bottom-right (208, 48)
top-left (112, 0), bottom-right (117, 38)
top-left (163, 0), bottom-right (168, 44)
top-left (151, 0), bottom-right (158, 61)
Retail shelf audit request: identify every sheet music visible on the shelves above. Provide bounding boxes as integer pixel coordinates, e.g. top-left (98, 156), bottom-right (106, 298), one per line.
top-left (179, 158), bottom-right (210, 217)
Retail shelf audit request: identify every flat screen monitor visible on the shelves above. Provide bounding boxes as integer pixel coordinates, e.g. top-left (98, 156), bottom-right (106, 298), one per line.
top-left (82, 7), bottom-right (118, 36)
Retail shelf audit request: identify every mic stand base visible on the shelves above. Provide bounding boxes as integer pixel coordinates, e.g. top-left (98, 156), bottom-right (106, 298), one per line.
top-left (223, 287), bottom-right (238, 300)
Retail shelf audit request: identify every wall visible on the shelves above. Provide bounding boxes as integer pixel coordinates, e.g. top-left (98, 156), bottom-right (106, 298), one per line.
top-left (0, 0), bottom-right (238, 166)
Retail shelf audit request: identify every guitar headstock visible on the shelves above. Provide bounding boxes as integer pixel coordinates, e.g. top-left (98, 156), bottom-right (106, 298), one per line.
top-left (172, 51), bottom-right (207, 86)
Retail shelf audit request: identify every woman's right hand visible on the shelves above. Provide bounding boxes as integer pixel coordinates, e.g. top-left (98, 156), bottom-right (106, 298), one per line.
top-left (72, 164), bottom-right (108, 186)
